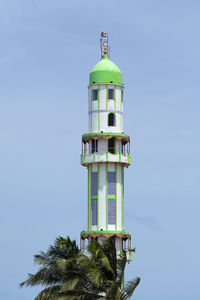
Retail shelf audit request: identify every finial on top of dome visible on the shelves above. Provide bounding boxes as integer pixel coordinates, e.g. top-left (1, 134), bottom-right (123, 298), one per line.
top-left (100, 32), bottom-right (110, 58)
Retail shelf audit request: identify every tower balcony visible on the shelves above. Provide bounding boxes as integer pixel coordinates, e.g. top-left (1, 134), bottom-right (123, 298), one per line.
top-left (80, 231), bottom-right (134, 262)
top-left (81, 152), bottom-right (131, 167)
top-left (81, 132), bottom-right (131, 167)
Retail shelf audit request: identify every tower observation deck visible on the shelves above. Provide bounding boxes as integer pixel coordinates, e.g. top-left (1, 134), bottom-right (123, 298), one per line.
top-left (80, 33), bottom-right (134, 261)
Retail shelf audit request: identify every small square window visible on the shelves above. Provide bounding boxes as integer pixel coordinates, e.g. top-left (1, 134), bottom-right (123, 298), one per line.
top-left (108, 89), bottom-right (114, 100)
top-left (92, 89), bottom-right (98, 101)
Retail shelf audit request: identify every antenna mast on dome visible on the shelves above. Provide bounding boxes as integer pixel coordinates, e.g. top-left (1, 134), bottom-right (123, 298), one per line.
top-left (100, 32), bottom-right (110, 58)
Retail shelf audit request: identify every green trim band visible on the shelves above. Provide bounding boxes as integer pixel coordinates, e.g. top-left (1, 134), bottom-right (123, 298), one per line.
top-left (81, 230), bottom-right (131, 235)
top-left (82, 132), bottom-right (130, 138)
top-left (107, 195), bottom-right (116, 199)
top-left (88, 83), bottom-right (125, 88)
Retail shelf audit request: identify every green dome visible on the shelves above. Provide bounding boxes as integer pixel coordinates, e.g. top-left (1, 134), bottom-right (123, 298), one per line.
top-left (89, 56), bottom-right (122, 85)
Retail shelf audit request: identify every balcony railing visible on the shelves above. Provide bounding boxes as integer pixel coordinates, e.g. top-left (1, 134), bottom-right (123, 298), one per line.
top-left (81, 152), bottom-right (132, 166)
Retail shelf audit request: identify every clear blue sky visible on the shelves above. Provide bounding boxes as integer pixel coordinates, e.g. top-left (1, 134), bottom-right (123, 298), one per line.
top-left (0, 0), bottom-right (200, 299)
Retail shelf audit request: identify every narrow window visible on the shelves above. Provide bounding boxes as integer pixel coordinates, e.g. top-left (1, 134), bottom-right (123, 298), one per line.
top-left (108, 171), bottom-right (115, 195)
top-left (92, 139), bottom-right (98, 153)
top-left (121, 140), bottom-right (126, 154)
top-left (92, 89), bottom-right (98, 101)
top-left (108, 113), bottom-right (115, 126)
top-left (92, 172), bottom-right (98, 196)
top-left (108, 88), bottom-right (114, 100)
top-left (121, 90), bottom-right (123, 102)
top-left (92, 199), bottom-right (97, 225)
top-left (91, 171), bottom-right (98, 226)
top-left (108, 137), bottom-right (115, 154)
top-left (108, 198), bottom-right (115, 225)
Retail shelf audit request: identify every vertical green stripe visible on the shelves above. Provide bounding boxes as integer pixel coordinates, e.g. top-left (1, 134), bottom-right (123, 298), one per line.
top-left (106, 85), bottom-right (108, 110)
top-left (106, 163), bottom-right (108, 231)
top-left (97, 163), bottom-right (100, 231)
top-left (90, 165), bottom-right (92, 230)
top-left (114, 85), bottom-right (116, 110)
top-left (90, 88), bottom-right (92, 132)
top-left (98, 85), bottom-right (100, 133)
top-left (121, 166), bottom-right (124, 230)
top-left (115, 163), bottom-right (117, 231)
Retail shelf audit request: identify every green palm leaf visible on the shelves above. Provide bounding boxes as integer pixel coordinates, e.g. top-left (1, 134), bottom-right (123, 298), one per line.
top-left (124, 277), bottom-right (141, 299)
top-left (20, 236), bottom-right (140, 299)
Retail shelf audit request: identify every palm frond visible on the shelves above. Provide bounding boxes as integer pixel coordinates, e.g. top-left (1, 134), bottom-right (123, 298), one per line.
top-left (87, 240), bottom-right (114, 277)
top-left (124, 277), bottom-right (140, 299)
top-left (105, 282), bottom-right (121, 300)
top-left (116, 250), bottom-right (126, 286)
top-left (34, 285), bottom-right (61, 300)
top-left (101, 239), bottom-right (117, 279)
top-left (20, 236), bottom-right (140, 300)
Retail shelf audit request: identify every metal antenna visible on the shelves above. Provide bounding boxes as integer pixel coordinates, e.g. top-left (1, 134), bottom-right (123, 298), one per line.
top-left (100, 32), bottom-right (109, 58)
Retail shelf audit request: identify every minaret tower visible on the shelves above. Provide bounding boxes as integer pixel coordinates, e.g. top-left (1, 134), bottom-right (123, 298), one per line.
top-left (80, 33), bottom-right (133, 261)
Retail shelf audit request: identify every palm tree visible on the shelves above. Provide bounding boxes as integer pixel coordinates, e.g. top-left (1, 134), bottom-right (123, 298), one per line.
top-left (81, 238), bottom-right (140, 299)
top-left (20, 237), bottom-right (140, 299)
top-left (20, 236), bottom-right (100, 299)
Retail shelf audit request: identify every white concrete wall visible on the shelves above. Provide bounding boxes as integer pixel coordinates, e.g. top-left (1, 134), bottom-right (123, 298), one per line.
top-left (89, 84), bottom-right (124, 133)
top-left (98, 138), bottom-right (107, 153)
top-left (99, 85), bottom-right (106, 110)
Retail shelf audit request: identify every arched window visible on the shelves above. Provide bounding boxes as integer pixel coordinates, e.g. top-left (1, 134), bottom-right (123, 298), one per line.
top-left (108, 113), bottom-right (115, 126)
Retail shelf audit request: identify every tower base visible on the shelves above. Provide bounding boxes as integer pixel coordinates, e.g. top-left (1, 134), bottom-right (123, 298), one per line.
top-left (80, 231), bottom-right (134, 262)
